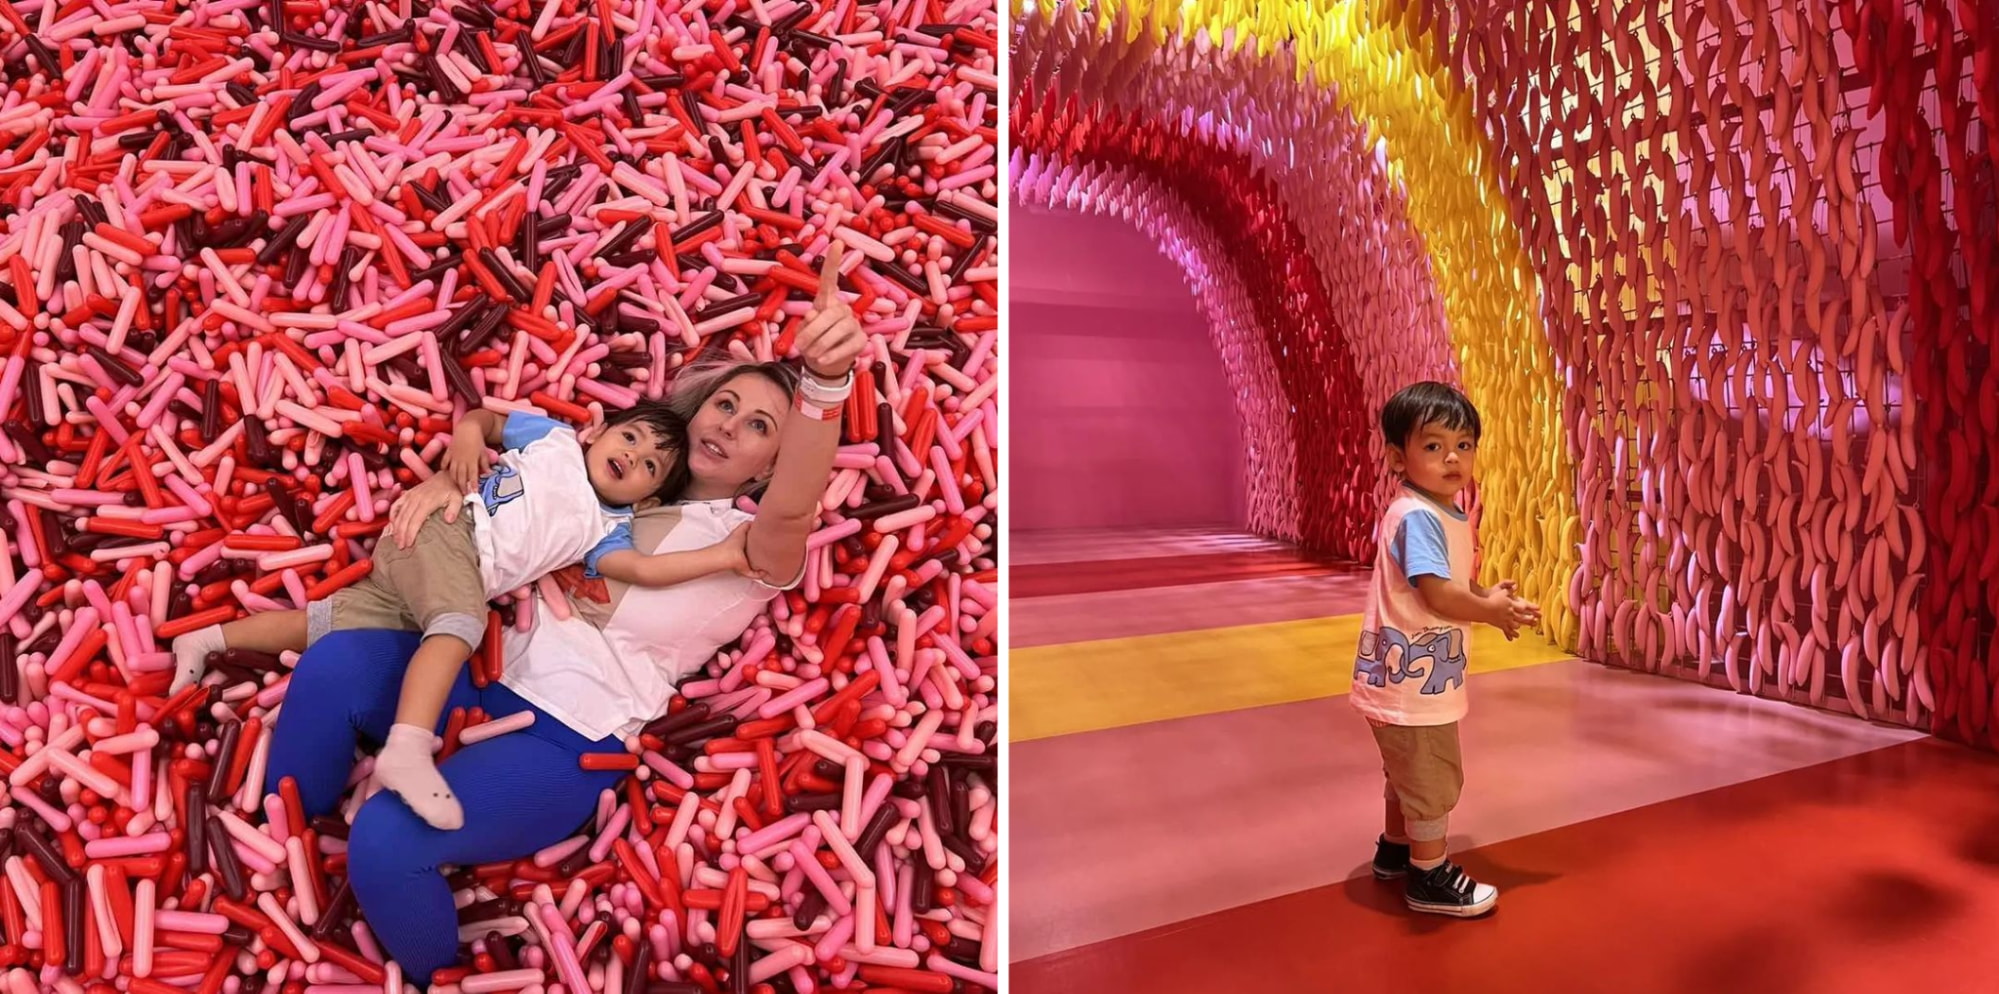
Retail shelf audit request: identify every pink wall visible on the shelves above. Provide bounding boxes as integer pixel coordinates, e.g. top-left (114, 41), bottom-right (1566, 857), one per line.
top-left (1011, 205), bottom-right (1245, 532)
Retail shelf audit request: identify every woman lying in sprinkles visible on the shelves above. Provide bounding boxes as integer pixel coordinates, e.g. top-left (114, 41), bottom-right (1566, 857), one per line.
top-left (171, 252), bottom-right (857, 836)
top-left (172, 261), bottom-right (866, 983)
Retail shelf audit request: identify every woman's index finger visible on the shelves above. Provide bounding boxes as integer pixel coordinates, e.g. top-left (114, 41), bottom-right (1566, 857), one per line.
top-left (818, 242), bottom-right (845, 305)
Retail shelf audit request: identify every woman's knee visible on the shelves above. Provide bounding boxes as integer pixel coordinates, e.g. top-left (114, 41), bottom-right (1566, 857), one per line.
top-left (282, 644), bottom-right (347, 702)
top-left (347, 792), bottom-right (437, 882)
top-left (288, 631), bottom-right (420, 717)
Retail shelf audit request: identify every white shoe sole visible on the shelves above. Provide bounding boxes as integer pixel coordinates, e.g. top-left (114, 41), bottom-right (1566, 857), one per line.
top-left (1407, 891), bottom-right (1497, 917)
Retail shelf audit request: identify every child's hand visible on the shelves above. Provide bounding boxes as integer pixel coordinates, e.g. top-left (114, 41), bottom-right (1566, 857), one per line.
top-left (1486, 580), bottom-right (1541, 640)
top-left (440, 433), bottom-right (490, 494)
top-left (721, 522), bottom-right (760, 578)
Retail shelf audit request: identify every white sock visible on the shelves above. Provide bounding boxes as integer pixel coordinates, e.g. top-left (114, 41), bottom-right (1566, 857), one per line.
top-left (1411, 854), bottom-right (1446, 871)
top-left (168, 625), bottom-right (227, 695)
top-left (374, 724), bottom-right (463, 830)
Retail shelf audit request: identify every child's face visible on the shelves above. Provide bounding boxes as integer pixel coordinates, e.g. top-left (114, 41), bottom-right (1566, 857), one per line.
top-left (585, 421), bottom-right (678, 507)
top-left (1388, 420), bottom-right (1478, 500)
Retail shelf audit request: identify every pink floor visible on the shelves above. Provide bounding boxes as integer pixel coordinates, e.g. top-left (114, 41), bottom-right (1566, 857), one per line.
top-left (1015, 737), bottom-right (1999, 994)
top-left (1009, 658), bottom-right (1927, 961)
top-left (1012, 527), bottom-right (1295, 565)
top-left (1010, 527), bottom-right (1933, 970)
top-left (1011, 528), bottom-right (1369, 646)
top-left (1012, 573), bottom-right (1372, 647)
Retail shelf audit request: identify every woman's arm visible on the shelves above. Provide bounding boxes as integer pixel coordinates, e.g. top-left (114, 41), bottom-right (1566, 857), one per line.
top-left (745, 246), bottom-right (866, 585)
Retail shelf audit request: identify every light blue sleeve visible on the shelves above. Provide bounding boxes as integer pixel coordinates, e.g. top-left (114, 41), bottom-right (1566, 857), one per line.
top-left (583, 522), bottom-right (635, 578)
top-left (1392, 509), bottom-right (1452, 587)
top-left (501, 412), bottom-right (568, 451)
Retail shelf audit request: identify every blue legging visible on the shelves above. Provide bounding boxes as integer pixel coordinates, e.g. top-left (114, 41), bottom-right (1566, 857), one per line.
top-left (264, 628), bottom-right (626, 982)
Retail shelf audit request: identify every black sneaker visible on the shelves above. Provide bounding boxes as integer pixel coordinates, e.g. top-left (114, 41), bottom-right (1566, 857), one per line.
top-left (1372, 836), bottom-right (1411, 880)
top-left (1405, 860), bottom-right (1498, 917)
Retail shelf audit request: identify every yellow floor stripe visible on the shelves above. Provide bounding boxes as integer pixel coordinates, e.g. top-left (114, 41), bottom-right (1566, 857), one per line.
top-left (1010, 615), bottom-right (1573, 742)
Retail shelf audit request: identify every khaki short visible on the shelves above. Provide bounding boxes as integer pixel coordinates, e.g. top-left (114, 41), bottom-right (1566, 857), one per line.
top-left (1369, 720), bottom-right (1463, 841)
top-left (308, 510), bottom-right (488, 649)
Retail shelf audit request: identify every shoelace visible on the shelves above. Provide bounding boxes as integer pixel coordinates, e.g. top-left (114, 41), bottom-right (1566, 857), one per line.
top-left (1434, 863), bottom-right (1473, 898)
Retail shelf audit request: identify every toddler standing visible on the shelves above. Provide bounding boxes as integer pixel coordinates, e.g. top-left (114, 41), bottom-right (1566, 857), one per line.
top-left (1351, 381), bottom-right (1540, 917)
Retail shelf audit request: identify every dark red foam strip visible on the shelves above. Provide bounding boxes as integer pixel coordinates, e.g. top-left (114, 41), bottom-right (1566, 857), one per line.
top-left (1835, 0), bottom-right (1999, 746)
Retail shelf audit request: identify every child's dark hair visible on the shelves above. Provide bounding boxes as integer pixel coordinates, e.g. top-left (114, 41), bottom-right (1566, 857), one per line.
top-left (606, 401), bottom-right (693, 499)
top-left (1380, 381), bottom-right (1481, 448)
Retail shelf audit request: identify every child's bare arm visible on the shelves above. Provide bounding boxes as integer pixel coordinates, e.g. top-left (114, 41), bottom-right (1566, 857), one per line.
top-left (1419, 575), bottom-right (1540, 639)
top-left (1413, 574), bottom-right (1508, 628)
top-left (593, 524), bottom-right (753, 588)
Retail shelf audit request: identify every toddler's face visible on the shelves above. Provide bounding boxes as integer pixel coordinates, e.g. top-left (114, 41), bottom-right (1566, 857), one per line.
top-left (586, 421), bottom-right (678, 506)
top-left (1389, 420), bottom-right (1478, 501)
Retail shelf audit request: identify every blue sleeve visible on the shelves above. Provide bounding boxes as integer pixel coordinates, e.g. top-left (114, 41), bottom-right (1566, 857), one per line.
top-left (583, 523), bottom-right (635, 578)
top-left (1392, 509), bottom-right (1452, 587)
top-left (501, 412), bottom-right (567, 451)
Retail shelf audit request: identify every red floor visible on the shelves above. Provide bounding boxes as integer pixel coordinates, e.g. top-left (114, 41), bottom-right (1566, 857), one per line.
top-left (1012, 738), bottom-right (1999, 994)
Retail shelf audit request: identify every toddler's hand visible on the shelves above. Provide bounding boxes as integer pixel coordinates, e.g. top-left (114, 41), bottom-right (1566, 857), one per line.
top-left (1493, 580), bottom-right (1541, 640)
top-left (440, 434), bottom-right (489, 494)
top-left (1482, 580), bottom-right (1537, 640)
top-left (1510, 597), bottom-right (1543, 629)
top-left (722, 522), bottom-right (760, 578)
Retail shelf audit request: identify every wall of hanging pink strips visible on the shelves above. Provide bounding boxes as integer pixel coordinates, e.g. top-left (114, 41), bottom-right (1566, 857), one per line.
top-left (1012, 0), bottom-right (1999, 746)
top-left (1422, 0), bottom-right (1996, 743)
top-left (0, 0), bottom-right (999, 989)
top-left (1011, 11), bottom-right (1460, 561)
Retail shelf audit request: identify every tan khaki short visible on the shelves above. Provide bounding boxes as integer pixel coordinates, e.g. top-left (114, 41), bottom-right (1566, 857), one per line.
top-left (1369, 720), bottom-right (1463, 841)
top-left (307, 510), bottom-right (488, 649)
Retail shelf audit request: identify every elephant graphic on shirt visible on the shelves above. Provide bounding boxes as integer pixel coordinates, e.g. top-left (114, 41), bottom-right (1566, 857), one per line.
top-left (479, 465), bottom-right (525, 516)
top-left (1354, 626), bottom-right (1468, 694)
top-left (1412, 627), bottom-right (1468, 694)
top-left (1354, 630), bottom-right (1391, 687)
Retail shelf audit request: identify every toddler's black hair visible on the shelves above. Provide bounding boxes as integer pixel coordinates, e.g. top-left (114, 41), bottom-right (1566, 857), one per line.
top-left (605, 401), bottom-right (692, 500)
top-left (1380, 381), bottom-right (1481, 449)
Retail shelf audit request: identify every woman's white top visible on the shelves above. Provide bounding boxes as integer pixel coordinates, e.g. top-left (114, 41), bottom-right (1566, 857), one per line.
top-left (497, 498), bottom-right (794, 741)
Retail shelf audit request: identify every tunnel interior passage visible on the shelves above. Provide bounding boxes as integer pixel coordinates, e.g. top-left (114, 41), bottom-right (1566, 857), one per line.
top-left (1012, 205), bottom-right (1248, 533)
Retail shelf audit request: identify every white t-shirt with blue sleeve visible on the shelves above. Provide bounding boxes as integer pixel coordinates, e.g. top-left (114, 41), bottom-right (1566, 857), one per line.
top-left (467, 412), bottom-right (634, 597)
top-left (1350, 484), bottom-right (1478, 726)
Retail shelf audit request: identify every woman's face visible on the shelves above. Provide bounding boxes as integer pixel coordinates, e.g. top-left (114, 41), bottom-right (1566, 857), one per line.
top-left (684, 372), bottom-right (790, 496)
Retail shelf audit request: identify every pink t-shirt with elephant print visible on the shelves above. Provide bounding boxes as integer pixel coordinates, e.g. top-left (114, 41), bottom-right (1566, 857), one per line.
top-left (1350, 484), bottom-right (1476, 726)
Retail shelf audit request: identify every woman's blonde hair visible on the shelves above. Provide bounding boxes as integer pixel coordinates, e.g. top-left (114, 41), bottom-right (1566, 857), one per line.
top-left (666, 359), bottom-right (802, 421)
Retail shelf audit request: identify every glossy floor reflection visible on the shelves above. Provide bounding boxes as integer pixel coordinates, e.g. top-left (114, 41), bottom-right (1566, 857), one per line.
top-left (1016, 738), bottom-right (1999, 994)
